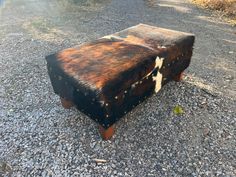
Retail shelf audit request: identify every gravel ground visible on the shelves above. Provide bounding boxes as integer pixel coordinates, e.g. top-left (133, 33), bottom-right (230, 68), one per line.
top-left (0, 0), bottom-right (236, 176)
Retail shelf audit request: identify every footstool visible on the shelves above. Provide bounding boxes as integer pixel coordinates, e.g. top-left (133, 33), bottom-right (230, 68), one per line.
top-left (46, 24), bottom-right (195, 140)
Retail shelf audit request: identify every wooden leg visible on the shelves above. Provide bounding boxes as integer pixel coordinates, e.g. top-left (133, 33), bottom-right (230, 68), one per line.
top-left (99, 125), bottom-right (115, 140)
top-left (60, 97), bottom-right (74, 109)
top-left (173, 72), bottom-right (184, 82)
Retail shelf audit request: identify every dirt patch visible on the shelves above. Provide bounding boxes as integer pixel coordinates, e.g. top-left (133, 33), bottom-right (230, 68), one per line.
top-left (191, 0), bottom-right (236, 25)
top-left (22, 17), bottom-right (68, 42)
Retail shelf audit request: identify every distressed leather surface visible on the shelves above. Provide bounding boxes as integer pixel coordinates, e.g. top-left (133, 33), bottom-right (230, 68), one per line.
top-left (46, 24), bottom-right (195, 128)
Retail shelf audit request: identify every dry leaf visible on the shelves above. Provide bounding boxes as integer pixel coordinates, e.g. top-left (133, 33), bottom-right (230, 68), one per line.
top-left (173, 105), bottom-right (184, 115)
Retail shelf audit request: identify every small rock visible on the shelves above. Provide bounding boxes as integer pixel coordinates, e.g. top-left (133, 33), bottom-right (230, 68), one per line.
top-left (221, 129), bottom-right (231, 139)
top-left (0, 162), bottom-right (12, 174)
top-left (203, 128), bottom-right (210, 136)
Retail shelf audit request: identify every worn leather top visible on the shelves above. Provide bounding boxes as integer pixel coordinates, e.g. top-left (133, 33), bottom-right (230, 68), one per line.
top-left (51, 24), bottom-right (194, 95)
